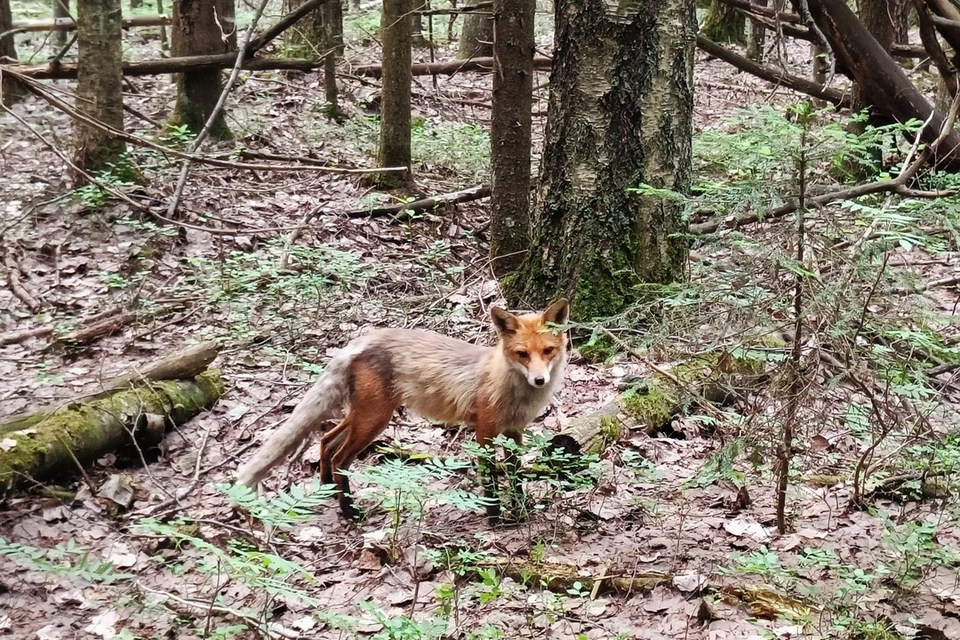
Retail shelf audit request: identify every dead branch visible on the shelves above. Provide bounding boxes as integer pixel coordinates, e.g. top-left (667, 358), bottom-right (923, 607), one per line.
top-left (480, 557), bottom-right (672, 595)
top-left (2, 54), bottom-right (325, 80)
top-left (345, 184), bottom-right (492, 220)
top-left (916, 0), bottom-right (959, 97)
top-left (697, 36), bottom-right (849, 107)
top-left (12, 73), bottom-right (405, 176)
top-left (353, 56), bottom-right (553, 78)
top-left (3, 251), bottom-right (41, 312)
top-left (8, 14), bottom-right (170, 34)
top-left (0, 326), bottom-right (54, 346)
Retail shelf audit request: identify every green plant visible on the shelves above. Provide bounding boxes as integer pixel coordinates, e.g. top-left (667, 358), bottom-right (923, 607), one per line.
top-left (358, 601), bottom-right (446, 640)
top-left (0, 537), bottom-right (134, 583)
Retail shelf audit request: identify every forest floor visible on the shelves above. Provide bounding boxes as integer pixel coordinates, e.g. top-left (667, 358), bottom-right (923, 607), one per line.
top-left (2, 3), bottom-right (960, 640)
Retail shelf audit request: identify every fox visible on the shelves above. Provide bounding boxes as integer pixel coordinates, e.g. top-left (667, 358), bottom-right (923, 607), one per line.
top-left (235, 298), bottom-right (570, 524)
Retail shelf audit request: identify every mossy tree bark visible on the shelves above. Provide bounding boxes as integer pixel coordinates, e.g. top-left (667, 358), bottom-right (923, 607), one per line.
top-left (701, 0), bottom-right (746, 45)
top-left (489, 0), bottom-right (534, 277)
top-left (168, 0), bottom-right (236, 140)
top-left (1, 0), bottom-right (24, 106)
top-left (373, 0), bottom-right (413, 188)
top-left (52, 0), bottom-right (69, 46)
top-left (503, 0), bottom-right (694, 318)
top-left (458, 1), bottom-right (493, 58)
top-left (72, 0), bottom-right (127, 182)
top-left (411, 0), bottom-right (428, 48)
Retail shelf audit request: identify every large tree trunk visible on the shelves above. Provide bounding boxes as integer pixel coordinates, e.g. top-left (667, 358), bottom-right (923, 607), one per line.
top-left (846, 0), bottom-right (912, 176)
top-left (283, 0), bottom-right (323, 54)
top-left (458, 1), bottom-right (493, 58)
top-left (702, 0), bottom-right (746, 45)
top-left (794, 0), bottom-right (960, 171)
top-left (0, 371), bottom-right (223, 491)
top-left (489, 0), bottom-right (534, 277)
top-left (1, 0), bottom-right (23, 106)
top-left (373, 0), bottom-right (413, 188)
top-left (52, 0), bottom-right (69, 46)
top-left (503, 0), bottom-right (694, 317)
top-left (73, 0), bottom-right (127, 182)
top-left (168, 0), bottom-right (236, 140)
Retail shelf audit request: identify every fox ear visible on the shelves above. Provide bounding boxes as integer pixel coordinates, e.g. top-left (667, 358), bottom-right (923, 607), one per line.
top-left (491, 306), bottom-right (519, 334)
top-left (542, 298), bottom-right (569, 326)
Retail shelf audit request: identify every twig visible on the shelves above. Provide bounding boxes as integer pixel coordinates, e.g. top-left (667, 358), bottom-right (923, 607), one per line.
top-left (279, 204), bottom-right (323, 270)
top-left (3, 250), bottom-right (41, 312)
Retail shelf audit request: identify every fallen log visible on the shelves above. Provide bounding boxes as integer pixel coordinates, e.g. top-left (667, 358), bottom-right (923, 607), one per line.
top-left (696, 35), bottom-right (849, 108)
top-left (0, 369), bottom-right (223, 491)
top-left (345, 184), bottom-right (492, 219)
top-left (2, 54), bottom-right (323, 80)
top-left (353, 56), bottom-right (553, 79)
top-left (547, 351), bottom-right (767, 458)
top-left (8, 15), bottom-right (170, 33)
top-left (1, 341), bottom-right (219, 435)
top-left (480, 557), bottom-right (672, 595)
top-left (795, 0), bottom-right (960, 171)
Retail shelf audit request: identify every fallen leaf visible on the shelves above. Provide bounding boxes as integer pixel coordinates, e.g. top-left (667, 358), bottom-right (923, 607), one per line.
top-left (83, 610), bottom-right (119, 640)
top-left (0, 438), bottom-right (17, 452)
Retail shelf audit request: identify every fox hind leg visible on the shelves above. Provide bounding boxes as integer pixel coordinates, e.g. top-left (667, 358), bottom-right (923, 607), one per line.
top-left (321, 361), bottom-right (397, 522)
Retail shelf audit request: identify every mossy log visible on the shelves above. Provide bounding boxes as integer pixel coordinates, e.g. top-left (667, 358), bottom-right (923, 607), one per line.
top-left (480, 557), bottom-right (672, 595)
top-left (547, 351), bottom-right (766, 457)
top-left (1, 341), bottom-right (219, 435)
top-left (0, 370), bottom-right (224, 491)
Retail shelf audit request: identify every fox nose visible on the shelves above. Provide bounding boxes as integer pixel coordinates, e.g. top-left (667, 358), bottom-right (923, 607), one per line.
top-left (533, 376), bottom-right (546, 387)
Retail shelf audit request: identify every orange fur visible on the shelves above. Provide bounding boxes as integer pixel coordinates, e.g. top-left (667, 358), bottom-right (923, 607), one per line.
top-left (235, 299), bottom-right (570, 524)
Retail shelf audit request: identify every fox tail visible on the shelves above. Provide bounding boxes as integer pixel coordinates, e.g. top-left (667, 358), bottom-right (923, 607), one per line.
top-left (234, 346), bottom-right (355, 488)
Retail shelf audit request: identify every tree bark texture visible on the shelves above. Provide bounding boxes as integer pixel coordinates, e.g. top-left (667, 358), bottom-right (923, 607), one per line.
top-left (52, 0), bottom-right (69, 46)
top-left (376, 0), bottom-right (413, 187)
top-left (702, 0), bottom-right (746, 45)
top-left (168, 0), bottom-right (236, 139)
top-left (1, 0), bottom-right (23, 106)
top-left (322, 0), bottom-right (342, 112)
top-left (283, 0), bottom-right (323, 54)
top-left (73, 0), bottom-right (127, 181)
top-left (458, 1), bottom-right (493, 58)
top-left (503, 0), bottom-right (694, 318)
top-left (794, 0), bottom-right (960, 171)
top-left (489, 0), bottom-right (534, 277)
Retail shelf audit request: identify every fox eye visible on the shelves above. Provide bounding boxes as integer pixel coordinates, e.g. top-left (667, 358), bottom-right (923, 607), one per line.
top-left (543, 346), bottom-right (555, 356)
top-left (516, 350), bottom-right (529, 359)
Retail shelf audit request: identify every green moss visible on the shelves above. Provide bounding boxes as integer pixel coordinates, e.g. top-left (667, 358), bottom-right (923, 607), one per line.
top-left (620, 387), bottom-right (675, 430)
top-left (597, 415), bottom-right (623, 445)
top-left (578, 332), bottom-right (617, 363)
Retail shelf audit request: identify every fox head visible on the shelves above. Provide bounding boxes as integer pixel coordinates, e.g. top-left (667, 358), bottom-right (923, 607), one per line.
top-left (491, 298), bottom-right (570, 389)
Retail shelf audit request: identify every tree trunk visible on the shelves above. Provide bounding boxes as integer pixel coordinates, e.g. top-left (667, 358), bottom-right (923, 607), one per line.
top-left (322, 0), bottom-right (342, 116)
top-left (746, 0), bottom-right (767, 60)
top-left (411, 0), bottom-right (429, 47)
top-left (458, 1), bottom-right (493, 58)
top-left (130, 0), bottom-right (142, 7)
top-left (52, 0), bottom-right (69, 46)
top-left (702, 0), bottom-right (746, 45)
top-left (503, 0), bottom-right (694, 317)
top-left (373, 0), bottom-right (413, 188)
top-left (0, 371), bottom-right (223, 491)
top-left (489, 0), bottom-right (534, 277)
top-left (793, 0), bottom-right (960, 171)
top-left (283, 0), bottom-right (323, 54)
top-left (73, 0), bottom-right (127, 182)
top-left (845, 0), bottom-right (912, 176)
top-left (168, 0), bottom-right (236, 140)
top-left (1, 0), bottom-right (24, 106)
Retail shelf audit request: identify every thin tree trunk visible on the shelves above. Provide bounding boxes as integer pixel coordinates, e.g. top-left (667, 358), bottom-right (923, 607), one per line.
top-left (373, 0), bottom-right (413, 187)
top-left (156, 0), bottom-right (168, 51)
top-left (73, 0), bottom-right (127, 182)
top-left (168, 0), bottom-right (236, 139)
top-left (746, 0), bottom-right (767, 60)
top-left (1, 0), bottom-right (24, 106)
top-left (321, 0), bottom-right (342, 116)
top-left (458, 1), bottom-right (493, 58)
top-left (411, 0), bottom-right (429, 47)
top-left (489, 0), bottom-right (534, 276)
top-left (52, 0), bottom-right (70, 46)
top-left (503, 0), bottom-right (694, 316)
